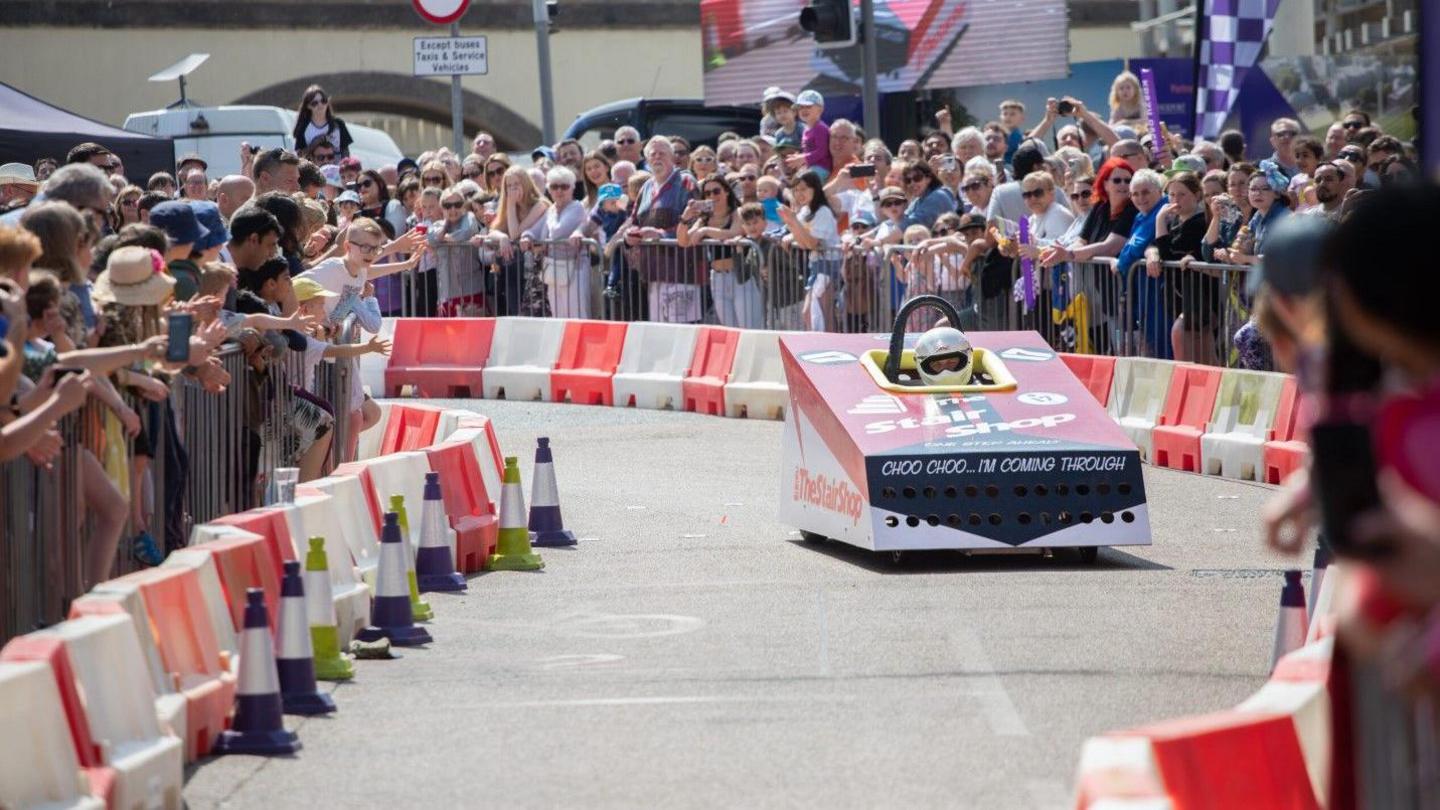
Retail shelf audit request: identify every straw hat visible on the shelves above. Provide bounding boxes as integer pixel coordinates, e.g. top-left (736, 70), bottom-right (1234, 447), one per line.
top-left (92, 246), bottom-right (175, 306)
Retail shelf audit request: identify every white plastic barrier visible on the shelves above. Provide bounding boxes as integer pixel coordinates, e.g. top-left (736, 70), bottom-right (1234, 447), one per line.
top-left (43, 615), bottom-right (184, 810)
top-left (435, 408), bottom-right (480, 442)
top-left (1107, 357), bottom-right (1178, 462)
top-left (305, 473), bottom-right (382, 586)
top-left (0, 660), bottom-right (105, 810)
top-left (67, 587), bottom-right (189, 749)
top-left (1200, 369), bottom-right (1289, 481)
top-left (610, 322), bottom-right (700, 410)
top-left (723, 329), bottom-right (789, 420)
top-left (365, 450), bottom-right (457, 556)
top-left (282, 493), bottom-right (374, 646)
top-left (481, 317), bottom-right (566, 401)
top-left (161, 549), bottom-right (238, 660)
top-left (355, 399), bottom-right (395, 462)
top-left (442, 426), bottom-right (504, 514)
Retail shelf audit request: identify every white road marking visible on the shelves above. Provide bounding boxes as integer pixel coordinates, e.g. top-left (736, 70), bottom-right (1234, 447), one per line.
top-left (476, 694), bottom-right (859, 710)
top-left (948, 625), bottom-right (1030, 737)
top-left (537, 654), bottom-right (626, 670)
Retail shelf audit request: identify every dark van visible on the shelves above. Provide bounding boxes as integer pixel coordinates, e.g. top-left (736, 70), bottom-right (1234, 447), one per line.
top-left (562, 98), bottom-right (760, 150)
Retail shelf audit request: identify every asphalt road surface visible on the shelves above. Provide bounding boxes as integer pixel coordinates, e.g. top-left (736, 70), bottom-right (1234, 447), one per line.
top-left (185, 398), bottom-right (1303, 809)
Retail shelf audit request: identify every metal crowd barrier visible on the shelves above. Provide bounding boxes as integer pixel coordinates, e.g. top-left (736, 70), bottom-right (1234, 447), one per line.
top-left (1, 414), bottom-right (80, 641)
top-left (178, 345), bottom-right (249, 532)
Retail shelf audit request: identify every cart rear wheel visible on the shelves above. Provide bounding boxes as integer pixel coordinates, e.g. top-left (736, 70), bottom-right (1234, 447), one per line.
top-left (800, 531), bottom-right (829, 544)
top-left (1077, 547), bottom-right (1099, 565)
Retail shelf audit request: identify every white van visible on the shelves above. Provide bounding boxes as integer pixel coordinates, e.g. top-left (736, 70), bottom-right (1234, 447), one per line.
top-left (123, 104), bottom-right (405, 177)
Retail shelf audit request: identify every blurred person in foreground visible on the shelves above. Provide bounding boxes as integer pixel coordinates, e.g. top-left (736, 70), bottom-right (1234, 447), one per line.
top-left (1263, 184), bottom-right (1440, 709)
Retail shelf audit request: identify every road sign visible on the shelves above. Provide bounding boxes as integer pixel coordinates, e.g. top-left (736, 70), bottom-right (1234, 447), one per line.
top-left (413, 36), bottom-right (489, 77)
top-left (411, 0), bottom-right (469, 25)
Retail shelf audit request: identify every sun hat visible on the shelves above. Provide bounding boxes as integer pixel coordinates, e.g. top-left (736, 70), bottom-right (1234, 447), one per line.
top-left (321, 164), bottom-right (344, 189)
top-left (879, 186), bottom-right (906, 204)
top-left (188, 201), bottom-right (230, 252)
top-left (292, 277), bottom-right (338, 303)
top-left (148, 200), bottom-right (210, 247)
top-left (0, 162), bottom-right (39, 190)
top-left (762, 86), bottom-right (796, 106)
top-left (335, 190), bottom-right (362, 206)
top-left (339, 156), bottom-right (362, 171)
top-left (795, 89), bottom-right (824, 108)
top-left (596, 183), bottom-right (623, 203)
top-left (92, 246), bottom-right (176, 306)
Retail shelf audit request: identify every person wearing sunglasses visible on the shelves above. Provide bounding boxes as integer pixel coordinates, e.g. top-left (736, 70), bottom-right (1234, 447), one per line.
top-left (519, 166), bottom-right (591, 319)
top-left (355, 169), bottom-right (407, 242)
top-left (614, 126), bottom-right (644, 167)
top-left (1265, 117), bottom-right (1303, 180)
top-left (679, 178), bottom-right (759, 329)
top-left (292, 84), bottom-right (354, 157)
top-left (420, 187), bottom-right (480, 317)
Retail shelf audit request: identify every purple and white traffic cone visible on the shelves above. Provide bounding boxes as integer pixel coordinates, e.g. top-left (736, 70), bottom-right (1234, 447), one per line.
top-left (276, 560), bottom-right (336, 715)
top-left (212, 588), bottom-right (301, 755)
top-left (528, 437), bottom-right (576, 547)
top-left (356, 512), bottom-right (433, 646)
top-left (1270, 569), bottom-right (1309, 673)
top-left (416, 472), bottom-right (466, 592)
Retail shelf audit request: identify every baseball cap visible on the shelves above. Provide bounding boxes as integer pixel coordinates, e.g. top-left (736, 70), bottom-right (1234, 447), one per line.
top-left (1247, 215), bottom-right (1331, 297)
top-left (795, 89), bottom-right (824, 108)
top-left (0, 162), bottom-right (38, 190)
top-left (339, 156), bottom-right (362, 171)
top-left (596, 183), bottom-right (623, 203)
top-left (291, 277), bottom-right (338, 302)
top-left (335, 190), bottom-right (362, 205)
top-left (957, 212), bottom-right (988, 231)
top-left (397, 157), bottom-right (419, 175)
top-left (762, 86), bottom-right (796, 106)
top-left (531, 145), bottom-right (557, 162)
top-left (321, 164), bottom-right (344, 188)
top-left (149, 200), bottom-right (210, 247)
top-left (1169, 154), bottom-right (1207, 175)
top-left (188, 201), bottom-right (230, 252)
top-left (879, 186), bottom-right (906, 204)
top-left (176, 153), bottom-right (208, 172)
top-left (852, 210), bottom-right (877, 227)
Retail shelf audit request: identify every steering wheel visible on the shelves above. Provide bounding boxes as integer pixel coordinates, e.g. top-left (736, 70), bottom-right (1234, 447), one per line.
top-left (884, 294), bottom-right (966, 384)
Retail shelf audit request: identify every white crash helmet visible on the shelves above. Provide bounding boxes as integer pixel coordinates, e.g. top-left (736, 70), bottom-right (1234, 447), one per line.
top-left (913, 326), bottom-right (974, 386)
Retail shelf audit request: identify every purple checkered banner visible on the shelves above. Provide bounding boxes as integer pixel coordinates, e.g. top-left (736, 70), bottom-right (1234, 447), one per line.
top-left (1193, 0), bottom-right (1282, 140)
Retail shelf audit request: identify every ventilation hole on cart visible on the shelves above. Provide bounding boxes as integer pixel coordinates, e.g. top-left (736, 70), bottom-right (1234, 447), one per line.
top-left (905, 515), bottom-right (920, 527)
top-left (1101, 511), bottom-right (1115, 524)
top-left (1034, 484), bottom-right (1048, 496)
top-left (988, 513), bottom-right (1002, 526)
top-left (1058, 511), bottom-right (1073, 524)
top-left (1080, 511), bottom-right (1094, 524)
top-left (1013, 485), bottom-right (1028, 497)
top-left (884, 516), bottom-right (899, 527)
top-left (1098, 483), bottom-right (1112, 495)
top-left (1076, 484), bottom-right (1091, 496)
top-left (965, 485), bottom-right (979, 498)
top-left (1057, 484), bottom-right (1070, 496)
top-left (1017, 512), bottom-right (1032, 525)
top-left (903, 486), bottom-right (916, 499)
top-left (968, 513), bottom-right (983, 526)
top-left (1118, 483), bottom-right (1133, 495)
top-left (1039, 512), bottom-right (1052, 524)
top-left (947, 514), bottom-right (963, 527)
top-left (882, 487), bottom-right (896, 499)
top-left (926, 514), bottom-right (941, 527)
top-left (1121, 511), bottom-right (1135, 523)
top-left (923, 486), bottom-right (937, 499)
top-left (985, 485), bottom-right (1000, 498)
top-left (944, 485), bottom-right (958, 499)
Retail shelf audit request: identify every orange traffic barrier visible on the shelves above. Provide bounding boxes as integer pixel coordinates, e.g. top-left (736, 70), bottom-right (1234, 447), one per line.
top-left (0, 634), bottom-right (112, 802)
top-left (383, 317), bottom-right (494, 397)
top-left (1150, 365), bottom-right (1223, 472)
top-left (549, 320), bottom-right (629, 405)
top-left (379, 403), bottom-right (445, 456)
top-left (333, 461), bottom-right (385, 538)
top-left (99, 566), bottom-right (237, 760)
top-left (681, 326), bottom-right (741, 416)
top-left (192, 529), bottom-right (283, 638)
top-left (1265, 377), bottom-right (1309, 484)
top-left (1059, 353), bottom-right (1116, 407)
top-left (424, 439), bottom-right (499, 572)
top-left (210, 507), bottom-right (298, 586)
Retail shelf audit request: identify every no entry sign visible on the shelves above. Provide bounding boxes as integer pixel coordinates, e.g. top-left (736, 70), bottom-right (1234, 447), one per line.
top-left (412, 0), bottom-right (470, 25)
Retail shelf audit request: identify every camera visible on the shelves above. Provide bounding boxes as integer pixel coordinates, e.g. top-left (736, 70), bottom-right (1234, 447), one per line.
top-left (699, 200), bottom-right (714, 213)
top-left (1057, 99), bottom-right (1074, 116)
top-left (850, 164), bottom-right (877, 179)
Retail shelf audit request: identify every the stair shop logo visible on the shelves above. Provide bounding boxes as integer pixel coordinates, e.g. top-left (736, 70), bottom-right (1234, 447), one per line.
top-left (792, 467), bottom-right (864, 526)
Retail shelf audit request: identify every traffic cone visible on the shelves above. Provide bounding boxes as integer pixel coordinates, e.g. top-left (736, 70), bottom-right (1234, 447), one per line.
top-left (356, 512), bottom-right (433, 647)
top-left (388, 493), bottom-right (434, 621)
top-left (1270, 569), bottom-right (1308, 672)
top-left (1307, 544), bottom-right (1332, 621)
top-left (528, 437), bottom-right (577, 547)
top-left (304, 538), bottom-right (355, 681)
top-left (486, 456), bottom-right (545, 571)
top-left (212, 588), bottom-right (301, 755)
top-left (277, 560), bottom-right (337, 715)
top-left (416, 472), bottom-right (466, 592)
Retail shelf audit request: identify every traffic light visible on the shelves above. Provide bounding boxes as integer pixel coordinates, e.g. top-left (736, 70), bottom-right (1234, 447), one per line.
top-left (799, 0), bottom-right (856, 49)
